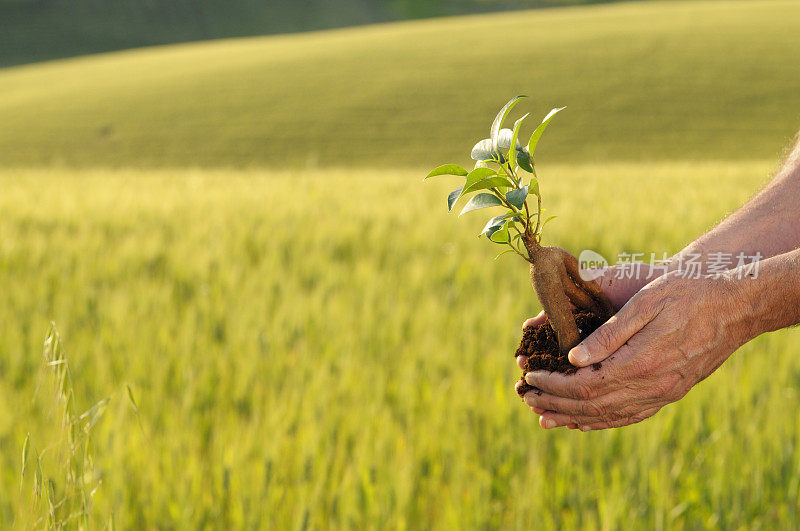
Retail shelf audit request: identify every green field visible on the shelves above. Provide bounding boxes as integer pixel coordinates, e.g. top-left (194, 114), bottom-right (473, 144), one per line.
top-left (3, 0), bottom-right (800, 528)
top-left (3, 163), bottom-right (800, 527)
top-left (1, 0), bottom-right (799, 168)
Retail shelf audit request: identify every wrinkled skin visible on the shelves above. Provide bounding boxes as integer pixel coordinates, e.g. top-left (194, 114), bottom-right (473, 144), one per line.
top-left (515, 270), bottom-right (752, 431)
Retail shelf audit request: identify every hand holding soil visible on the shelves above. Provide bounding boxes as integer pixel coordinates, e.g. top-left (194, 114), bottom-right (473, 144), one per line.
top-left (517, 135), bottom-right (800, 431)
top-left (521, 271), bottom-right (753, 430)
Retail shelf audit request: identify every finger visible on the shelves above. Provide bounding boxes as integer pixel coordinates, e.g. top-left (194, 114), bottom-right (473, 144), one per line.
top-left (524, 388), bottom-right (630, 418)
top-left (535, 405), bottom-right (606, 428)
top-left (516, 355), bottom-right (528, 370)
top-left (539, 410), bottom-right (582, 429)
top-left (538, 414), bottom-right (582, 430)
top-left (525, 370), bottom-right (602, 400)
top-left (538, 399), bottom-right (662, 429)
top-left (531, 406), bottom-right (545, 415)
top-left (568, 294), bottom-right (661, 368)
top-left (595, 266), bottom-right (646, 311)
top-left (516, 380), bottom-right (549, 416)
top-left (522, 311), bottom-right (546, 330)
top-left (524, 390), bottom-right (585, 415)
top-left (578, 406), bottom-right (661, 431)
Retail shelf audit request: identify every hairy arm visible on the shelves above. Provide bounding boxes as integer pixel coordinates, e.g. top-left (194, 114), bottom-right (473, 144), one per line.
top-left (669, 135), bottom-right (800, 271)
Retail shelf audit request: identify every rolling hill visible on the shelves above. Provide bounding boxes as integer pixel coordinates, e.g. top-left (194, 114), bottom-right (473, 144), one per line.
top-left (1, 0), bottom-right (798, 168)
top-left (0, 0), bottom-right (636, 67)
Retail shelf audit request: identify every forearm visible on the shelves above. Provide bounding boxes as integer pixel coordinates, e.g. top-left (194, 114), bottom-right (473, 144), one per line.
top-left (674, 134), bottom-right (800, 270)
top-left (733, 247), bottom-right (800, 339)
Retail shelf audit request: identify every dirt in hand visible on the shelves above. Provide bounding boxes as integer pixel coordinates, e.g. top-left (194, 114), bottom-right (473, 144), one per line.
top-left (515, 310), bottom-right (607, 397)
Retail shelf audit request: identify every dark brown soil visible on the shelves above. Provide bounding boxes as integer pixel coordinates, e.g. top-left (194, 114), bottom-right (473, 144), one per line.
top-left (515, 310), bottom-right (607, 397)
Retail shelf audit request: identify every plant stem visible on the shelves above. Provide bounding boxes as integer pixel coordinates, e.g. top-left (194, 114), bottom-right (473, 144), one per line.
top-left (501, 156), bottom-right (519, 188)
top-left (532, 167), bottom-right (542, 239)
top-left (489, 187), bottom-right (524, 223)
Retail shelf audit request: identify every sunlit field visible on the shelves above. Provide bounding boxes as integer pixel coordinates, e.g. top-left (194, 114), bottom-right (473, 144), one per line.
top-left (2, 162), bottom-right (800, 528)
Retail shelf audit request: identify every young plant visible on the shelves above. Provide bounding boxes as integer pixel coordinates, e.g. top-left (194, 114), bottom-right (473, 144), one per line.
top-left (424, 96), bottom-right (613, 354)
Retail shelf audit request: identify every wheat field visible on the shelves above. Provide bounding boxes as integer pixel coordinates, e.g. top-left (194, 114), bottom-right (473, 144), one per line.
top-left (2, 162), bottom-right (799, 527)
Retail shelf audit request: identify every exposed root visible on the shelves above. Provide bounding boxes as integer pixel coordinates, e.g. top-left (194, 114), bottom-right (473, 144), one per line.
top-left (525, 243), bottom-right (615, 354)
top-left (558, 248), bottom-right (614, 320)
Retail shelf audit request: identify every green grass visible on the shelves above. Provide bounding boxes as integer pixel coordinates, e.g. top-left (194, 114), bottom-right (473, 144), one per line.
top-left (1, 0), bottom-right (800, 168)
top-left (2, 162), bottom-right (800, 527)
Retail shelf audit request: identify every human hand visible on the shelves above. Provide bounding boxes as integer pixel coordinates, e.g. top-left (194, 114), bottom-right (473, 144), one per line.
top-left (520, 271), bottom-right (753, 431)
top-left (515, 263), bottom-right (658, 429)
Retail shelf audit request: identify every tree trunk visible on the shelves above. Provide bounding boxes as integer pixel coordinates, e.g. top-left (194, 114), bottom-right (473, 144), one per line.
top-left (523, 235), bottom-right (614, 355)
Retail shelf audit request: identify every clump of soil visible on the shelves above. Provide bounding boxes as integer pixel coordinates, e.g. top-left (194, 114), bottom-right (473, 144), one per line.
top-left (515, 310), bottom-right (606, 397)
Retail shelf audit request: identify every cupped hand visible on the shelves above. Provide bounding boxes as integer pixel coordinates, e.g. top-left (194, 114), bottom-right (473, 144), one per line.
top-left (515, 263), bottom-right (659, 429)
top-left (520, 271), bottom-right (752, 431)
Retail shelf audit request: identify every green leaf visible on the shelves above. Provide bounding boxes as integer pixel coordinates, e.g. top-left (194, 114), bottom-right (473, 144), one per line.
top-left (424, 164), bottom-right (468, 180)
top-left (459, 193), bottom-right (503, 216)
top-left (447, 186), bottom-right (463, 212)
top-left (494, 249), bottom-right (516, 260)
top-left (528, 106), bottom-right (566, 155)
top-left (463, 176), bottom-right (514, 194)
top-left (489, 222), bottom-right (510, 244)
top-left (506, 184), bottom-right (529, 209)
top-left (539, 215), bottom-right (557, 233)
top-left (491, 96), bottom-right (528, 152)
top-left (496, 165), bottom-right (509, 181)
top-left (508, 113), bottom-right (529, 167)
top-left (480, 213), bottom-right (517, 237)
top-left (517, 149), bottom-right (533, 173)
top-left (465, 167), bottom-right (497, 184)
top-left (529, 177), bottom-right (540, 197)
top-left (446, 167), bottom-right (496, 211)
top-left (471, 139), bottom-right (494, 161)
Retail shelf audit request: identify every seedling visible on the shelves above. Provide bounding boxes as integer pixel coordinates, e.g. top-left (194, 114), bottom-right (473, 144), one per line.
top-left (424, 96), bottom-right (613, 355)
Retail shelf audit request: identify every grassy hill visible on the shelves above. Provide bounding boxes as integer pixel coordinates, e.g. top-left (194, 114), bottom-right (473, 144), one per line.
top-left (0, 0), bottom-right (631, 68)
top-left (1, 0), bottom-right (799, 168)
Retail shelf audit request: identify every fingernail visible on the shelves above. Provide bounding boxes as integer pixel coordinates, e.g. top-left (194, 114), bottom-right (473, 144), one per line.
top-left (580, 426), bottom-right (592, 432)
top-left (569, 344), bottom-right (590, 365)
top-left (542, 418), bottom-right (556, 429)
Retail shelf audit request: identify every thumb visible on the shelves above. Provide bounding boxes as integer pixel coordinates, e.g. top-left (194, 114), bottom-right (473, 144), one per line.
top-left (522, 310), bottom-right (546, 330)
top-left (568, 295), bottom-right (658, 367)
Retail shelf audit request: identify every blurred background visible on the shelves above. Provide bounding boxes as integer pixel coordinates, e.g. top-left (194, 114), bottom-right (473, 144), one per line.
top-left (1, 0), bottom-right (800, 527)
